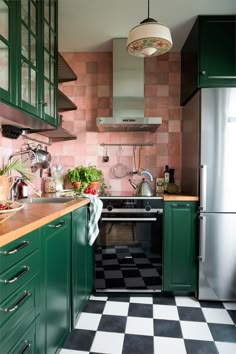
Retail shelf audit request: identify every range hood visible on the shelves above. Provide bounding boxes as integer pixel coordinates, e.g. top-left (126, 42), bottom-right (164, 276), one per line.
top-left (96, 38), bottom-right (162, 133)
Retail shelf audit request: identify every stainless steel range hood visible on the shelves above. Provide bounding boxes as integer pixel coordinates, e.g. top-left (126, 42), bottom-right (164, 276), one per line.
top-left (96, 38), bottom-right (162, 133)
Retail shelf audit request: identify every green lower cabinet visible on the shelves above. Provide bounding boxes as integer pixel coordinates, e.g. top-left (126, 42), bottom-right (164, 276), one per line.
top-left (163, 201), bottom-right (198, 292)
top-left (72, 206), bottom-right (93, 328)
top-left (40, 213), bottom-right (71, 354)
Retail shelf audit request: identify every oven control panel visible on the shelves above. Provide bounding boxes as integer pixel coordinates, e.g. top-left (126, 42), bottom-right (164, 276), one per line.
top-left (100, 197), bottom-right (163, 212)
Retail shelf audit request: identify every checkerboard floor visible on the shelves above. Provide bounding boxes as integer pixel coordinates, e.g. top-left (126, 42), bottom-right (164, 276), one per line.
top-left (60, 294), bottom-right (236, 354)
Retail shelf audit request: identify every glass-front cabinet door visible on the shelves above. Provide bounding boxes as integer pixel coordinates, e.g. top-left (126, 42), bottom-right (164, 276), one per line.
top-left (0, 0), bottom-right (13, 102)
top-left (19, 0), bottom-right (38, 116)
top-left (41, 0), bottom-right (58, 126)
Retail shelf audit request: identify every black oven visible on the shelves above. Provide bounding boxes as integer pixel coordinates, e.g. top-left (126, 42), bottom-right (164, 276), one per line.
top-left (94, 195), bottom-right (163, 292)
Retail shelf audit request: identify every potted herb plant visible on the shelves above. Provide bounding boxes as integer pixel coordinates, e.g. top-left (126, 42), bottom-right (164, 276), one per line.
top-left (0, 159), bottom-right (34, 200)
top-left (66, 165), bottom-right (104, 193)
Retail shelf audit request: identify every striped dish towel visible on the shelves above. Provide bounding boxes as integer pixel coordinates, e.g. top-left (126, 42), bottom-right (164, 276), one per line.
top-left (81, 194), bottom-right (103, 246)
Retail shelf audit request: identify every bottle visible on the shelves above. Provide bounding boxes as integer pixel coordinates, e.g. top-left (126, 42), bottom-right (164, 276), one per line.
top-left (164, 165), bottom-right (170, 192)
top-left (18, 179), bottom-right (28, 199)
top-left (167, 168), bottom-right (179, 194)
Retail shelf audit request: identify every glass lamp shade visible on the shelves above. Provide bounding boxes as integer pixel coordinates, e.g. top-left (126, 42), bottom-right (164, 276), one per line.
top-left (127, 22), bottom-right (173, 57)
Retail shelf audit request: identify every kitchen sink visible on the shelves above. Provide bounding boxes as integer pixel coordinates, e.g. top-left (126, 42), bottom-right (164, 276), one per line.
top-left (18, 197), bottom-right (75, 204)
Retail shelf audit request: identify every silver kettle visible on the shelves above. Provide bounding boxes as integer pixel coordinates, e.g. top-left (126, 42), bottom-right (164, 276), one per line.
top-left (129, 170), bottom-right (154, 197)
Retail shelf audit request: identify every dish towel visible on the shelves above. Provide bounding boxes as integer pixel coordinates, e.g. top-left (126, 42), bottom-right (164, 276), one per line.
top-left (81, 194), bottom-right (103, 246)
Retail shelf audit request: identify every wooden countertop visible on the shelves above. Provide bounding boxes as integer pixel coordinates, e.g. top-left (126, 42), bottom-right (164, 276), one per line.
top-left (0, 198), bottom-right (90, 247)
top-left (162, 194), bottom-right (199, 201)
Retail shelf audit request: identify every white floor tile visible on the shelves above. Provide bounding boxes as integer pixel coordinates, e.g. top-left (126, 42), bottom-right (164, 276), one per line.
top-left (223, 302), bottom-right (236, 310)
top-left (125, 316), bottom-right (154, 336)
top-left (215, 341), bottom-right (236, 354)
top-left (202, 308), bottom-right (234, 324)
top-left (89, 294), bottom-right (108, 301)
top-left (130, 296), bottom-right (153, 304)
top-left (103, 301), bottom-right (129, 316)
top-left (180, 321), bottom-right (213, 341)
top-left (175, 296), bottom-right (200, 308)
top-left (154, 337), bottom-right (187, 354)
top-left (90, 331), bottom-right (124, 354)
top-left (153, 304), bottom-right (179, 320)
top-left (75, 312), bottom-right (102, 330)
top-left (60, 350), bottom-right (89, 354)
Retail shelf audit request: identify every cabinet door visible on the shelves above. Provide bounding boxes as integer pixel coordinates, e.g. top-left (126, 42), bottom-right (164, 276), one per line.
top-left (163, 201), bottom-right (197, 292)
top-left (41, 214), bottom-right (71, 354)
top-left (72, 206), bottom-right (90, 328)
top-left (0, 0), bottom-right (15, 103)
top-left (199, 16), bottom-right (236, 87)
top-left (40, 0), bottom-right (58, 126)
top-left (18, 0), bottom-right (39, 116)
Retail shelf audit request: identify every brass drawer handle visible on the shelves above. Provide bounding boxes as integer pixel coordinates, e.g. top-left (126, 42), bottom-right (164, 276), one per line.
top-left (20, 340), bottom-right (32, 354)
top-left (48, 220), bottom-right (65, 228)
top-left (2, 241), bottom-right (29, 256)
top-left (0, 266), bottom-right (30, 284)
top-left (1, 291), bottom-right (31, 313)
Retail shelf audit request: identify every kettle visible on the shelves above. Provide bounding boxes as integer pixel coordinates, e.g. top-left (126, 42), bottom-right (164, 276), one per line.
top-left (129, 170), bottom-right (154, 197)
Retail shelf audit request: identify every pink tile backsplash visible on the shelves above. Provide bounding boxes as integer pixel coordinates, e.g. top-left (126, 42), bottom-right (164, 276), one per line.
top-left (0, 52), bottom-right (182, 193)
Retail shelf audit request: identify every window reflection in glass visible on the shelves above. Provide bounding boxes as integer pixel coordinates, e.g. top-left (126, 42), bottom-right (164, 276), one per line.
top-left (0, 40), bottom-right (8, 90)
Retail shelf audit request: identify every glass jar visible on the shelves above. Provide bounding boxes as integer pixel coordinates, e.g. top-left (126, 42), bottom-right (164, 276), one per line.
top-left (44, 177), bottom-right (56, 193)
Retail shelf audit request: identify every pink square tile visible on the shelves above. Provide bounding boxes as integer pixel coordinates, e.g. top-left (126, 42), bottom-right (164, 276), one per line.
top-left (169, 108), bottom-right (182, 120)
top-left (145, 85), bottom-right (157, 97)
top-left (86, 74), bottom-right (98, 85)
top-left (86, 86), bottom-right (98, 97)
top-left (86, 132), bottom-right (98, 144)
top-left (98, 97), bottom-right (110, 109)
top-left (62, 85), bottom-right (75, 97)
top-left (156, 143), bottom-right (168, 156)
top-left (168, 143), bottom-right (181, 157)
top-left (168, 132), bottom-right (181, 144)
top-left (156, 61), bottom-right (169, 72)
top-left (75, 109), bottom-right (86, 120)
top-left (156, 72), bottom-right (169, 84)
top-left (169, 72), bottom-right (180, 84)
top-left (157, 85), bottom-right (169, 97)
top-left (86, 97), bottom-right (98, 109)
top-left (98, 85), bottom-right (110, 97)
top-left (74, 86), bottom-right (86, 97)
top-left (169, 120), bottom-right (181, 132)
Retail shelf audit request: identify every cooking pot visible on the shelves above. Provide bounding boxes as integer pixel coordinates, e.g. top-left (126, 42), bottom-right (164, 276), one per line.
top-left (31, 145), bottom-right (51, 169)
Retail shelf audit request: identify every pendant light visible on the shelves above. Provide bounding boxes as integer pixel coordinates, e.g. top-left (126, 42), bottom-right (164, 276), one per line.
top-left (127, 0), bottom-right (172, 57)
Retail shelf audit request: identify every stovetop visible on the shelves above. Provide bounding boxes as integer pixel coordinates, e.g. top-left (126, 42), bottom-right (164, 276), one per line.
top-left (98, 191), bottom-right (163, 200)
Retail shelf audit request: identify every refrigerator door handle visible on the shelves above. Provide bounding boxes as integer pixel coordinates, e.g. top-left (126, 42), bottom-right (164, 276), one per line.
top-left (200, 165), bottom-right (207, 211)
top-left (199, 215), bottom-right (206, 262)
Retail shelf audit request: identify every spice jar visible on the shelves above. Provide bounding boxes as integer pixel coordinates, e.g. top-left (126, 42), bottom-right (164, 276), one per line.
top-left (44, 177), bottom-right (56, 193)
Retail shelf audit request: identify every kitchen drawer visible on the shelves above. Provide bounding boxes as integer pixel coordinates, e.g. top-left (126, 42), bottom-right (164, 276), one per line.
top-left (0, 317), bottom-right (39, 354)
top-left (0, 274), bottom-right (39, 343)
top-left (0, 229), bottom-right (40, 273)
top-left (0, 250), bottom-right (40, 303)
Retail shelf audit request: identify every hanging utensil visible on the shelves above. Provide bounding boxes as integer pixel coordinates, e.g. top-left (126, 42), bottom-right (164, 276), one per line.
top-left (103, 145), bottom-right (109, 162)
top-left (112, 146), bottom-right (129, 178)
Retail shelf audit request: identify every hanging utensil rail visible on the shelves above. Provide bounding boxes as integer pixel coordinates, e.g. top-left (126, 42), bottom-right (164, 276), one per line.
top-left (100, 143), bottom-right (154, 147)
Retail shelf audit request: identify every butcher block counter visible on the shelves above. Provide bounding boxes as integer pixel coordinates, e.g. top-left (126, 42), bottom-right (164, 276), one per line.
top-left (163, 194), bottom-right (199, 201)
top-left (0, 197), bottom-right (90, 247)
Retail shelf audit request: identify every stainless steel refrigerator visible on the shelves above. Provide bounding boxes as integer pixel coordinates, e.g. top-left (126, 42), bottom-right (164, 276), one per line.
top-left (182, 87), bottom-right (236, 301)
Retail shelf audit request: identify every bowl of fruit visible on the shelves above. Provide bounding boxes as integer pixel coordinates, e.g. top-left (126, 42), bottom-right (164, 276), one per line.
top-left (0, 200), bottom-right (24, 223)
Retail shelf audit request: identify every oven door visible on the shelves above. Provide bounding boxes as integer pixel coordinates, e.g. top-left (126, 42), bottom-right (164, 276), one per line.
top-left (94, 211), bottom-right (163, 292)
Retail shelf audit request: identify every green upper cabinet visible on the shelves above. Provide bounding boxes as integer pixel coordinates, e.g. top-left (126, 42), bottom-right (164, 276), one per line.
top-left (40, 0), bottom-right (58, 125)
top-left (163, 201), bottom-right (198, 293)
top-left (0, 0), bottom-right (58, 127)
top-left (181, 15), bottom-right (236, 105)
top-left (0, 0), bottom-right (15, 103)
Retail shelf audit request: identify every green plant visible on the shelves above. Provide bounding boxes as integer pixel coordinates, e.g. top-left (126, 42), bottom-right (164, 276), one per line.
top-left (0, 159), bottom-right (34, 181)
top-left (66, 165), bottom-right (104, 192)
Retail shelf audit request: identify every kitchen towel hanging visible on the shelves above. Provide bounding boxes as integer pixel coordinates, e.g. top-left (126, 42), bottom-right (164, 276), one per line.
top-left (81, 194), bottom-right (103, 246)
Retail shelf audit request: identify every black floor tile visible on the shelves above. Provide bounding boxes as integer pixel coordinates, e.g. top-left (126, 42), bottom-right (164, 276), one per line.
top-left (122, 334), bottom-right (154, 354)
top-left (128, 303), bottom-right (153, 318)
top-left (83, 300), bottom-right (106, 314)
top-left (228, 310), bottom-right (236, 325)
top-left (154, 319), bottom-right (182, 338)
top-left (178, 306), bottom-right (206, 322)
top-left (208, 323), bottom-right (236, 342)
top-left (153, 295), bottom-right (176, 306)
top-left (98, 314), bottom-right (127, 333)
top-left (63, 329), bottom-right (95, 351)
top-left (184, 339), bottom-right (218, 354)
top-left (199, 300), bottom-right (224, 309)
top-left (107, 295), bottom-right (130, 303)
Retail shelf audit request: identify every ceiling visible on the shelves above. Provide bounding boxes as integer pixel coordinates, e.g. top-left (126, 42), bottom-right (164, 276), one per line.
top-left (58, 0), bottom-right (235, 53)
